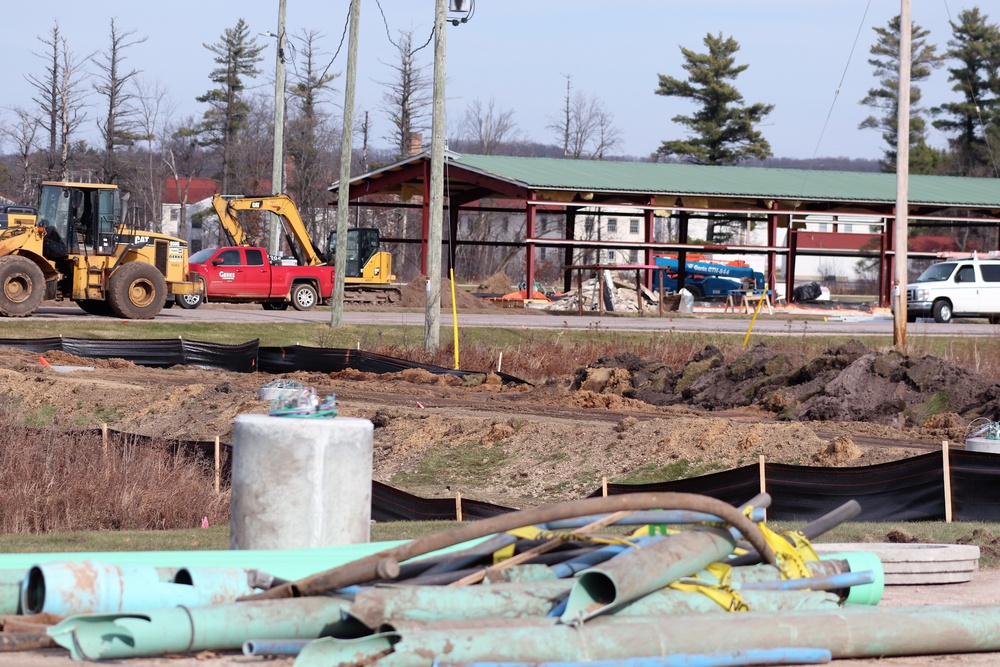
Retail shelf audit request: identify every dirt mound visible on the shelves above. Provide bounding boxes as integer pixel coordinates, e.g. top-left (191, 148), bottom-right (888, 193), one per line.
top-left (575, 340), bottom-right (1000, 428)
top-left (478, 271), bottom-right (513, 294)
top-left (397, 278), bottom-right (497, 310)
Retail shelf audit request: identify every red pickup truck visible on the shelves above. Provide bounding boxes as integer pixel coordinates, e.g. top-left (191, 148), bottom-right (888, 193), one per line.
top-left (178, 246), bottom-right (334, 311)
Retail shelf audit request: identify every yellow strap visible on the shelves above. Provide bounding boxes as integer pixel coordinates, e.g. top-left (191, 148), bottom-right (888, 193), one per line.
top-left (783, 530), bottom-right (821, 561)
top-left (756, 521), bottom-right (812, 579)
top-left (668, 580), bottom-right (750, 612)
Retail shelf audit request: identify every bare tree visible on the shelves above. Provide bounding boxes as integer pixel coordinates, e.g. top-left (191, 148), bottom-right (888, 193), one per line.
top-left (460, 97), bottom-right (520, 155)
top-left (286, 29), bottom-right (340, 241)
top-left (27, 22), bottom-right (91, 180)
top-left (379, 27), bottom-right (431, 160)
top-left (547, 75), bottom-right (622, 159)
top-left (93, 18), bottom-right (147, 184)
top-left (0, 108), bottom-right (41, 204)
top-left (133, 78), bottom-right (173, 231)
top-left (162, 118), bottom-right (206, 241)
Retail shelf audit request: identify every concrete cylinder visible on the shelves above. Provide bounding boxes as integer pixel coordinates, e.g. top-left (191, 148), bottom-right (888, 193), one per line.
top-left (230, 415), bottom-right (373, 550)
top-left (965, 437), bottom-right (1000, 454)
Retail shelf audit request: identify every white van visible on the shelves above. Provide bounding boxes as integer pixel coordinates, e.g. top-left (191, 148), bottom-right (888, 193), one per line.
top-left (906, 257), bottom-right (1000, 323)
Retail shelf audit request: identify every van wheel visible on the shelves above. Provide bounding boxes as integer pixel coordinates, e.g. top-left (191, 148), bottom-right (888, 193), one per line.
top-left (932, 300), bottom-right (953, 324)
top-left (290, 283), bottom-right (318, 311)
top-left (0, 256), bottom-right (45, 317)
top-left (108, 262), bottom-right (167, 319)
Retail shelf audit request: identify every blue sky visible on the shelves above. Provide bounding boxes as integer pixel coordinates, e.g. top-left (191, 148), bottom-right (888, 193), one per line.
top-left (0, 1), bottom-right (970, 161)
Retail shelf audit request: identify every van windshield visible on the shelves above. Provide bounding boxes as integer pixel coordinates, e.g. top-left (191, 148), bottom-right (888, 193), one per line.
top-left (915, 263), bottom-right (956, 282)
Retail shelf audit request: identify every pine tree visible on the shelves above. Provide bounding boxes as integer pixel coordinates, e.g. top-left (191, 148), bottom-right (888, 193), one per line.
top-left (932, 7), bottom-right (1000, 176)
top-left (196, 18), bottom-right (264, 193)
top-left (859, 15), bottom-right (943, 173)
top-left (653, 32), bottom-right (774, 166)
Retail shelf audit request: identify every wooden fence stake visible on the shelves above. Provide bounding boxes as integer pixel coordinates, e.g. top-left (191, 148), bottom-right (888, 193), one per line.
top-left (455, 492), bottom-right (463, 522)
top-left (101, 423), bottom-right (108, 457)
top-left (214, 436), bottom-right (221, 495)
top-left (759, 454), bottom-right (767, 521)
top-left (943, 440), bottom-right (952, 523)
top-left (602, 476), bottom-right (608, 497)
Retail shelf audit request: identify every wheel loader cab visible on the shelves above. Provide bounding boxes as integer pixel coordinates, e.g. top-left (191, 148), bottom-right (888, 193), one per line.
top-left (37, 183), bottom-right (120, 256)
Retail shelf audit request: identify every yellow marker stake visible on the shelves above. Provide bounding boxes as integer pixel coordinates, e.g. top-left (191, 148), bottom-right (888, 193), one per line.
top-left (742, 283), bottom-right (768, 349)
top-left (450, 268), bottom-right (460, 369)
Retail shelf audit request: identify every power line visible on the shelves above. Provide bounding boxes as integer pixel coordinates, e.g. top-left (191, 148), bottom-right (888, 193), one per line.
top-left (809, 0), bottom-right (873, 160)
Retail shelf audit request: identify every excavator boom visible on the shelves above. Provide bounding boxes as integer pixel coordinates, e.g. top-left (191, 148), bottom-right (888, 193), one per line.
top-left (211, 194), bottom-right (325, 266)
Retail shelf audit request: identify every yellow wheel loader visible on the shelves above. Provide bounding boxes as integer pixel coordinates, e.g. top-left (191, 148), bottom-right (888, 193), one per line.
top-left (0, 181), bottom-right (197, 319)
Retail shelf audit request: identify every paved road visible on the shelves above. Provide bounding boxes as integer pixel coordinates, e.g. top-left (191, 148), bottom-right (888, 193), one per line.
top-left (30, 303), bottom-right (999, 337)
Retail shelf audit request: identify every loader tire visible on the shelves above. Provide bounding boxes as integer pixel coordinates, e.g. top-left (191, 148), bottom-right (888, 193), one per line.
top-left (108, 262), bottom-right (167, 320)
top-left (0, 255), bottom-right (45, 317)
top-left (290, 283), bottom-right (319, 311)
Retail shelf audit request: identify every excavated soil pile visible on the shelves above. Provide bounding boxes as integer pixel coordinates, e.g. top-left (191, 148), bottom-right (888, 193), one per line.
top-left (573, 340), bottom-right (1000, 435)
top-left (397, 278), bottom-right (499, 310)
top-left (477, 271), bottom-right (514, 294)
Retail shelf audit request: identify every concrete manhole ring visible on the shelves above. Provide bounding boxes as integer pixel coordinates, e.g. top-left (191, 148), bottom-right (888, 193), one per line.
top-left (814, 543), bottom-right (980, 585)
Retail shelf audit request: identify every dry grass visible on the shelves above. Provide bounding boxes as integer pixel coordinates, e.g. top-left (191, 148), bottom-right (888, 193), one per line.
top-left (0, 416), bottom-right (229, 534)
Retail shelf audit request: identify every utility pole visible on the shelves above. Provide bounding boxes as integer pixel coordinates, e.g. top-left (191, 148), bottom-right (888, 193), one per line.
top-left (893, 0), bottom-right (911, 351)
top-left (269, 0), bottom-right (287, 258)
top-left (330, 0), bottom-right (361, 327)
top-left (425, 0), bottom-right (447, 352)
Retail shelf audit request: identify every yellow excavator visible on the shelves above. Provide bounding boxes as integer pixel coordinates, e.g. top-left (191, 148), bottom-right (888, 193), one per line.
top-left (0, 181), bottom-right (196, 318)
top-left (210, 194), bottom-right (400, 305)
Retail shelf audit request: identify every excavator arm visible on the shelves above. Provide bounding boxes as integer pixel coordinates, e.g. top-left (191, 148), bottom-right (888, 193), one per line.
top-left (210, 194), bottom-right (325, 266)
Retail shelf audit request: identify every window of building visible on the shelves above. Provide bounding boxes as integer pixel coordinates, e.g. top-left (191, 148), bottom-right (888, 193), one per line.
top-left (170, 208), bottom-right (179, 222)
top-left (540, 247), bottom-right (547, 260)
top-left (629, 249), bottom-right (639, 263)
top-left (585, 216), bottom-right (595, 235)
top-left (607, 218), bottom-right (618, 233)
top-left (629, 219), bottom-right (640, 234)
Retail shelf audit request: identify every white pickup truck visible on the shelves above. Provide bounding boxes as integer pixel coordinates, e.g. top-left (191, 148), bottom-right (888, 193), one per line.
top-left (906, 257), bottom-right (1000, 323)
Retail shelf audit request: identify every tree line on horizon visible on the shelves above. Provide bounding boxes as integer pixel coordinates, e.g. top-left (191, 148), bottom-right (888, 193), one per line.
top-left (0, 7), bottom-right (996, 254)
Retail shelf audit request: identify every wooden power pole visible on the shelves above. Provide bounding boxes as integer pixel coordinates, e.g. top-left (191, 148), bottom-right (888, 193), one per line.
top-left (269, 0), bottom-right (287, 258)
top-left (894, 0), bottom-right (911, 351)
top-left (425, 0), bottom-right (447, 352)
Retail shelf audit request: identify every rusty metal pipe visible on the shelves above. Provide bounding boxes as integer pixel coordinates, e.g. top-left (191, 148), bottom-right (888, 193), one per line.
top-left (729, 500), bottom-right (862, 566)
top-left (244, 493), bottom-right (775, 601)
top-left (0, 632), bottom-right (57, 651)
top-left (292, 606), bottom-right (1000, 667)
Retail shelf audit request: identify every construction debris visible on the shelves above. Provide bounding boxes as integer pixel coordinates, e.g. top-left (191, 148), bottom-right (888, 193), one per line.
top-left (546, 272), bottom-right (666, 314)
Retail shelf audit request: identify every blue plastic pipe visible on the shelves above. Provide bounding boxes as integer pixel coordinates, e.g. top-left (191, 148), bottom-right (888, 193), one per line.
top-left (243, 638), bottom-right (312, 657)
top-left (429, 648), bottom-right (833, 666)
top-left (543, 508), bottom-right (766, 530)
top-left (738, 571), bottom-right (873, 592)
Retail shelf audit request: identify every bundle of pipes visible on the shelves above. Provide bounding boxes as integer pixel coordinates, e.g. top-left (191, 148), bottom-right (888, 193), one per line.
top-left (21, 492), bottom-right (901, 663)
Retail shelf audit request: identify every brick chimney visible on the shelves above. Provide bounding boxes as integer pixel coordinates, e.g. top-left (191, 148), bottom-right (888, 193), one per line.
top-left (408, 132), bottom-right (424, 157)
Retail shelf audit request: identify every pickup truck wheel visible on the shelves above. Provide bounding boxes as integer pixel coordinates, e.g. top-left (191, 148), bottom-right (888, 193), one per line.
top-left (108, 262), bottom-right (167, 320)
top-left (932, 299), bottom-right (953, 324)
top-left (0, 256), bottom-right (45, 317)
top-left (262, 301), bottom-right (289, 311)
top-left (290, 283), bottom-right (319, 311)
top-left (175, 293), bottom-right (202, 310)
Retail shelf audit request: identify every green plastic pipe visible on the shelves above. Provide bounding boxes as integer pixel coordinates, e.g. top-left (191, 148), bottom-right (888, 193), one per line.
top-left (48, 596), bottom-right (355, 660)
top-left (0, 536), bottom-right (491, 583)
top-left (0, 569), bottom-right (23, 615)
top-left (560, 526), bottom-right (735, 624)
top-left (293, 606), bottom-right (1000, 667)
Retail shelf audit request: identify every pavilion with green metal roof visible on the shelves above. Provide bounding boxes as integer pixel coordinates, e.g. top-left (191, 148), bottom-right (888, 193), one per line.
top-left (332, 153), bottom-right (1000, 305)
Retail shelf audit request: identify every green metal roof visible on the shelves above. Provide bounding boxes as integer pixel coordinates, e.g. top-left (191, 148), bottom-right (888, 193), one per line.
top-left (451, 154), bottom-right (1000, 208)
